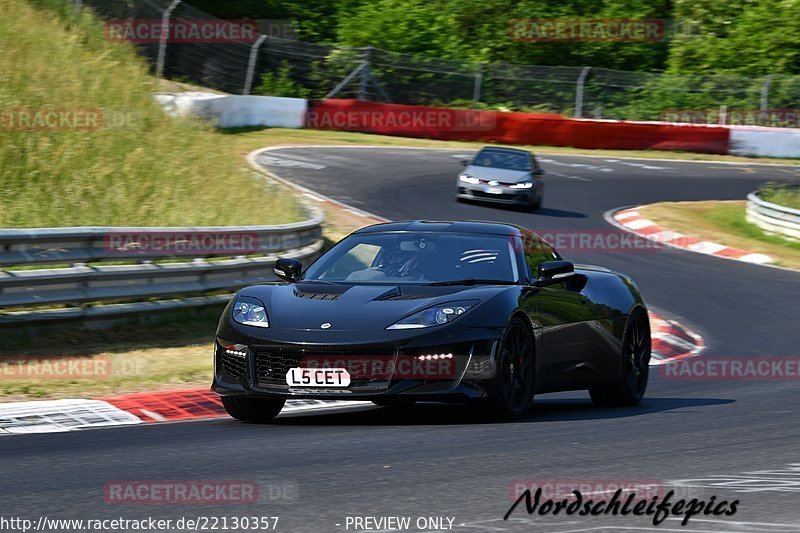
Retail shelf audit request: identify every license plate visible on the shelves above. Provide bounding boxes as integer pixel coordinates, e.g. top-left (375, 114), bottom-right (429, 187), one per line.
top-left (485, 187), bottom-right (503, 194)
top-left (285, 368), bottom-right (351, 387)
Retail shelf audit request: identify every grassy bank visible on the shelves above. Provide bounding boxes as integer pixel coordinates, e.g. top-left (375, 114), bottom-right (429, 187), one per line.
top-left (640, 201), bottom-right (800, 270)
top-left (0, 0), bottom-right (301, 227)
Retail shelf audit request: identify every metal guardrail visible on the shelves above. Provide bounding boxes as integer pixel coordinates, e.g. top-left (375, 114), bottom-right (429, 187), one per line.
top-left (746, 190), bottom-right (800, 241)
top-left (0, 208), bottom-right (325, 324)
top-left (0, 221), bottom-right (323, 267)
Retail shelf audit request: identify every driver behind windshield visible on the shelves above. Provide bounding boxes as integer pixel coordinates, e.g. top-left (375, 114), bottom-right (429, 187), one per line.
top-left (381, 249), bottom-right (421, 278)
top-left (345, 245), bottom-right (425, 281)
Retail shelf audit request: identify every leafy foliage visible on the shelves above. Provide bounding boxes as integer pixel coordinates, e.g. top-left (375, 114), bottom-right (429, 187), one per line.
top-left (254, 62), bottom-right (310, 98)
top-left (188, 0), bottom-right (800, 76)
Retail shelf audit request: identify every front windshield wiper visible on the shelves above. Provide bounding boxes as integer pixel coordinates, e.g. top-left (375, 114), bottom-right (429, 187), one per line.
top-left (298, 279), bottom-right (340, 285)
top-left (426, 278), bottom-right (518, 286)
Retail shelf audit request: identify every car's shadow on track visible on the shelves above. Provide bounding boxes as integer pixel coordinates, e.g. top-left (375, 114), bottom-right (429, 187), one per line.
top-left (270, 396), bottom-right (733, 427)
top-left (531, 207), bottom-right (587, 218)
top-left (462, 202), bottom-right (587, 218)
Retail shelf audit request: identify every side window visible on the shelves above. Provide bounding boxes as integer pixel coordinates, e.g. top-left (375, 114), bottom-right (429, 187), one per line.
top-left (520, 232), bottom-right (559, 280)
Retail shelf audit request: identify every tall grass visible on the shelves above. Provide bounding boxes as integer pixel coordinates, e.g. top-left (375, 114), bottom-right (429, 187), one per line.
top-left (0, 0), bottom-right (301, 228)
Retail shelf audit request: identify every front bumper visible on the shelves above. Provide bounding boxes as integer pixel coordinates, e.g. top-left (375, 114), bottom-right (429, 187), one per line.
top-left (456, 183), bottom-right (537, 205)
top-left (212, 323), bottom-right (502, 402)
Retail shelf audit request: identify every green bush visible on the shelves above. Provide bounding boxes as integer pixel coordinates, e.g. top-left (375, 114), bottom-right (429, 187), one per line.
top-left (255, 62), bottom-right (311, 98)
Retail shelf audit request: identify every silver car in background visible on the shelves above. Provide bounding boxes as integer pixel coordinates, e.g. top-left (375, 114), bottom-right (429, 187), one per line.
top-left (456, 146), bottom-right (545, 211)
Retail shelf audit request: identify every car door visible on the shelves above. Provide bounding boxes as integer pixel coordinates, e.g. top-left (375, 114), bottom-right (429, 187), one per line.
top-left (517, 232), bottom-right (596, 391)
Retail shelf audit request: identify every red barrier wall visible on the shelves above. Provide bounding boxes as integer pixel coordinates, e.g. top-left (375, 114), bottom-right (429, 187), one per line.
top-left (307, 99), bottom-right (730, 155)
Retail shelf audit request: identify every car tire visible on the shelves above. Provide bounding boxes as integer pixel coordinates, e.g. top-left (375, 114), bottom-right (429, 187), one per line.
top-left (589, 310), bottom-right (651, 407)
top-left (521, 193), bottom-right (541, 212)
top-left (371, 399), bottom-right (416, 408)
top-left (222, 396), bottom-right (285, 423)
top-left (484, 317), bottom-right (535, 420)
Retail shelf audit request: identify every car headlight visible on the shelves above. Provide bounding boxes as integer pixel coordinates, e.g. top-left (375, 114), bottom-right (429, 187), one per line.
top-left (509, 181), bottom-right (534, 189)
top-left (387, 301), bottom-right (478, 329)
top-left (459, 174), bottom-right (480, 184)
top-left (232, 295), bottom-right (269, 327)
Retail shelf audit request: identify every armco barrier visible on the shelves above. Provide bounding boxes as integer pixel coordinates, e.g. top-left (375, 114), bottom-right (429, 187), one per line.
top-left (306, 99), bottom-right (730, 154)
top-left (730, 127), bottom-right (800, 158)
top-left (746, 191), bottom-right (800, 241)
top-left (0, 208), bottom-right (325, 325)
top-left (0, 224), bottom-right (322, 267)
top-left (154, 93), bottom-right (307, 128)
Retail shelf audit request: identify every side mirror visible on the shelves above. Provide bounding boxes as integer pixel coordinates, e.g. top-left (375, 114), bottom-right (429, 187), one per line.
top-left (461, 159), bottom-right (469, 167)
top-left (534, 260), bottom-right (574, 287)
top-left (533, 168), bottom-right (545, 176)
top-left (274, 257), bottom-right (302, 283)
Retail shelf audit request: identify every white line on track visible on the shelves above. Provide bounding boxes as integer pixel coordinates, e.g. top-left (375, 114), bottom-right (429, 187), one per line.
top-left (538, 158), bottom-right (614, 173)
top-left (603, 158), bottom-right (674, 170)
top-left (548, 171), bottom-right (592, 182)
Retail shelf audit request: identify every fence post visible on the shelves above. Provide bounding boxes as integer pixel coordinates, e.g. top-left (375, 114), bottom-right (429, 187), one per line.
top-left (574, 66), bottom-right (591, 118)
top-left (243, 34), bottom-right (268, 95)
top-left (324, 60), bottom-right (367, 99)
top-left (719, 105), bottom-right (728, 126)
top-left (473, 68), bottom-right (483, 103)
top-left (761, 75), bottom-right (773, 111)
top-left (156, 0), bottom-right (182, 80)
top-left (359, 46), bottom-right (373, 101)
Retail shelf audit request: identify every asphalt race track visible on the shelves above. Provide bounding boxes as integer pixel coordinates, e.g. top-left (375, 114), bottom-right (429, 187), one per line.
top-left (3, 147), bottom-right (800, 532)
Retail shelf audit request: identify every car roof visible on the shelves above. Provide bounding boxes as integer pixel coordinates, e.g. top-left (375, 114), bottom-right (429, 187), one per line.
top-left (353, 220), bottom-right (526, 236)
top-left (475, 146), bottom-right (531, 156)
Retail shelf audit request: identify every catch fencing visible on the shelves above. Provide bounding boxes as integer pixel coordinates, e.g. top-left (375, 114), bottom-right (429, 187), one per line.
top-left (74, 0), bottom-right (800, 122)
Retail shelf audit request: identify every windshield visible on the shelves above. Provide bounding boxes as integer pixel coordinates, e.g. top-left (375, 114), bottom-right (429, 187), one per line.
top-left (471, 150), bottom-right (531, 171)
top-left (303, 232), bottom-right (521, 284)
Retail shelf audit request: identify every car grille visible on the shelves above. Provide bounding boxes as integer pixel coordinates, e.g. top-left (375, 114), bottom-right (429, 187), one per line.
top-left (255, 352), bottom-right (303, 385)
top-left (219, 350), bottom-right (247, 380)
top-left (477, 179), bottom-right (516, 186)
top-left (254, 350), bottom-right (394, 387)
top-left (471, 190), bottom-right (521, 201)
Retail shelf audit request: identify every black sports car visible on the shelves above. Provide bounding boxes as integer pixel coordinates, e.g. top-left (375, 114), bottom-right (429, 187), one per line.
top-left (213, 221), bottom-right (650, 422)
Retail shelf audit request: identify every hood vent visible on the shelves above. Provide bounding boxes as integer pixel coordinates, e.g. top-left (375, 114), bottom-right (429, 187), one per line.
top-left (293, 289), bottom-right (341, 301)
